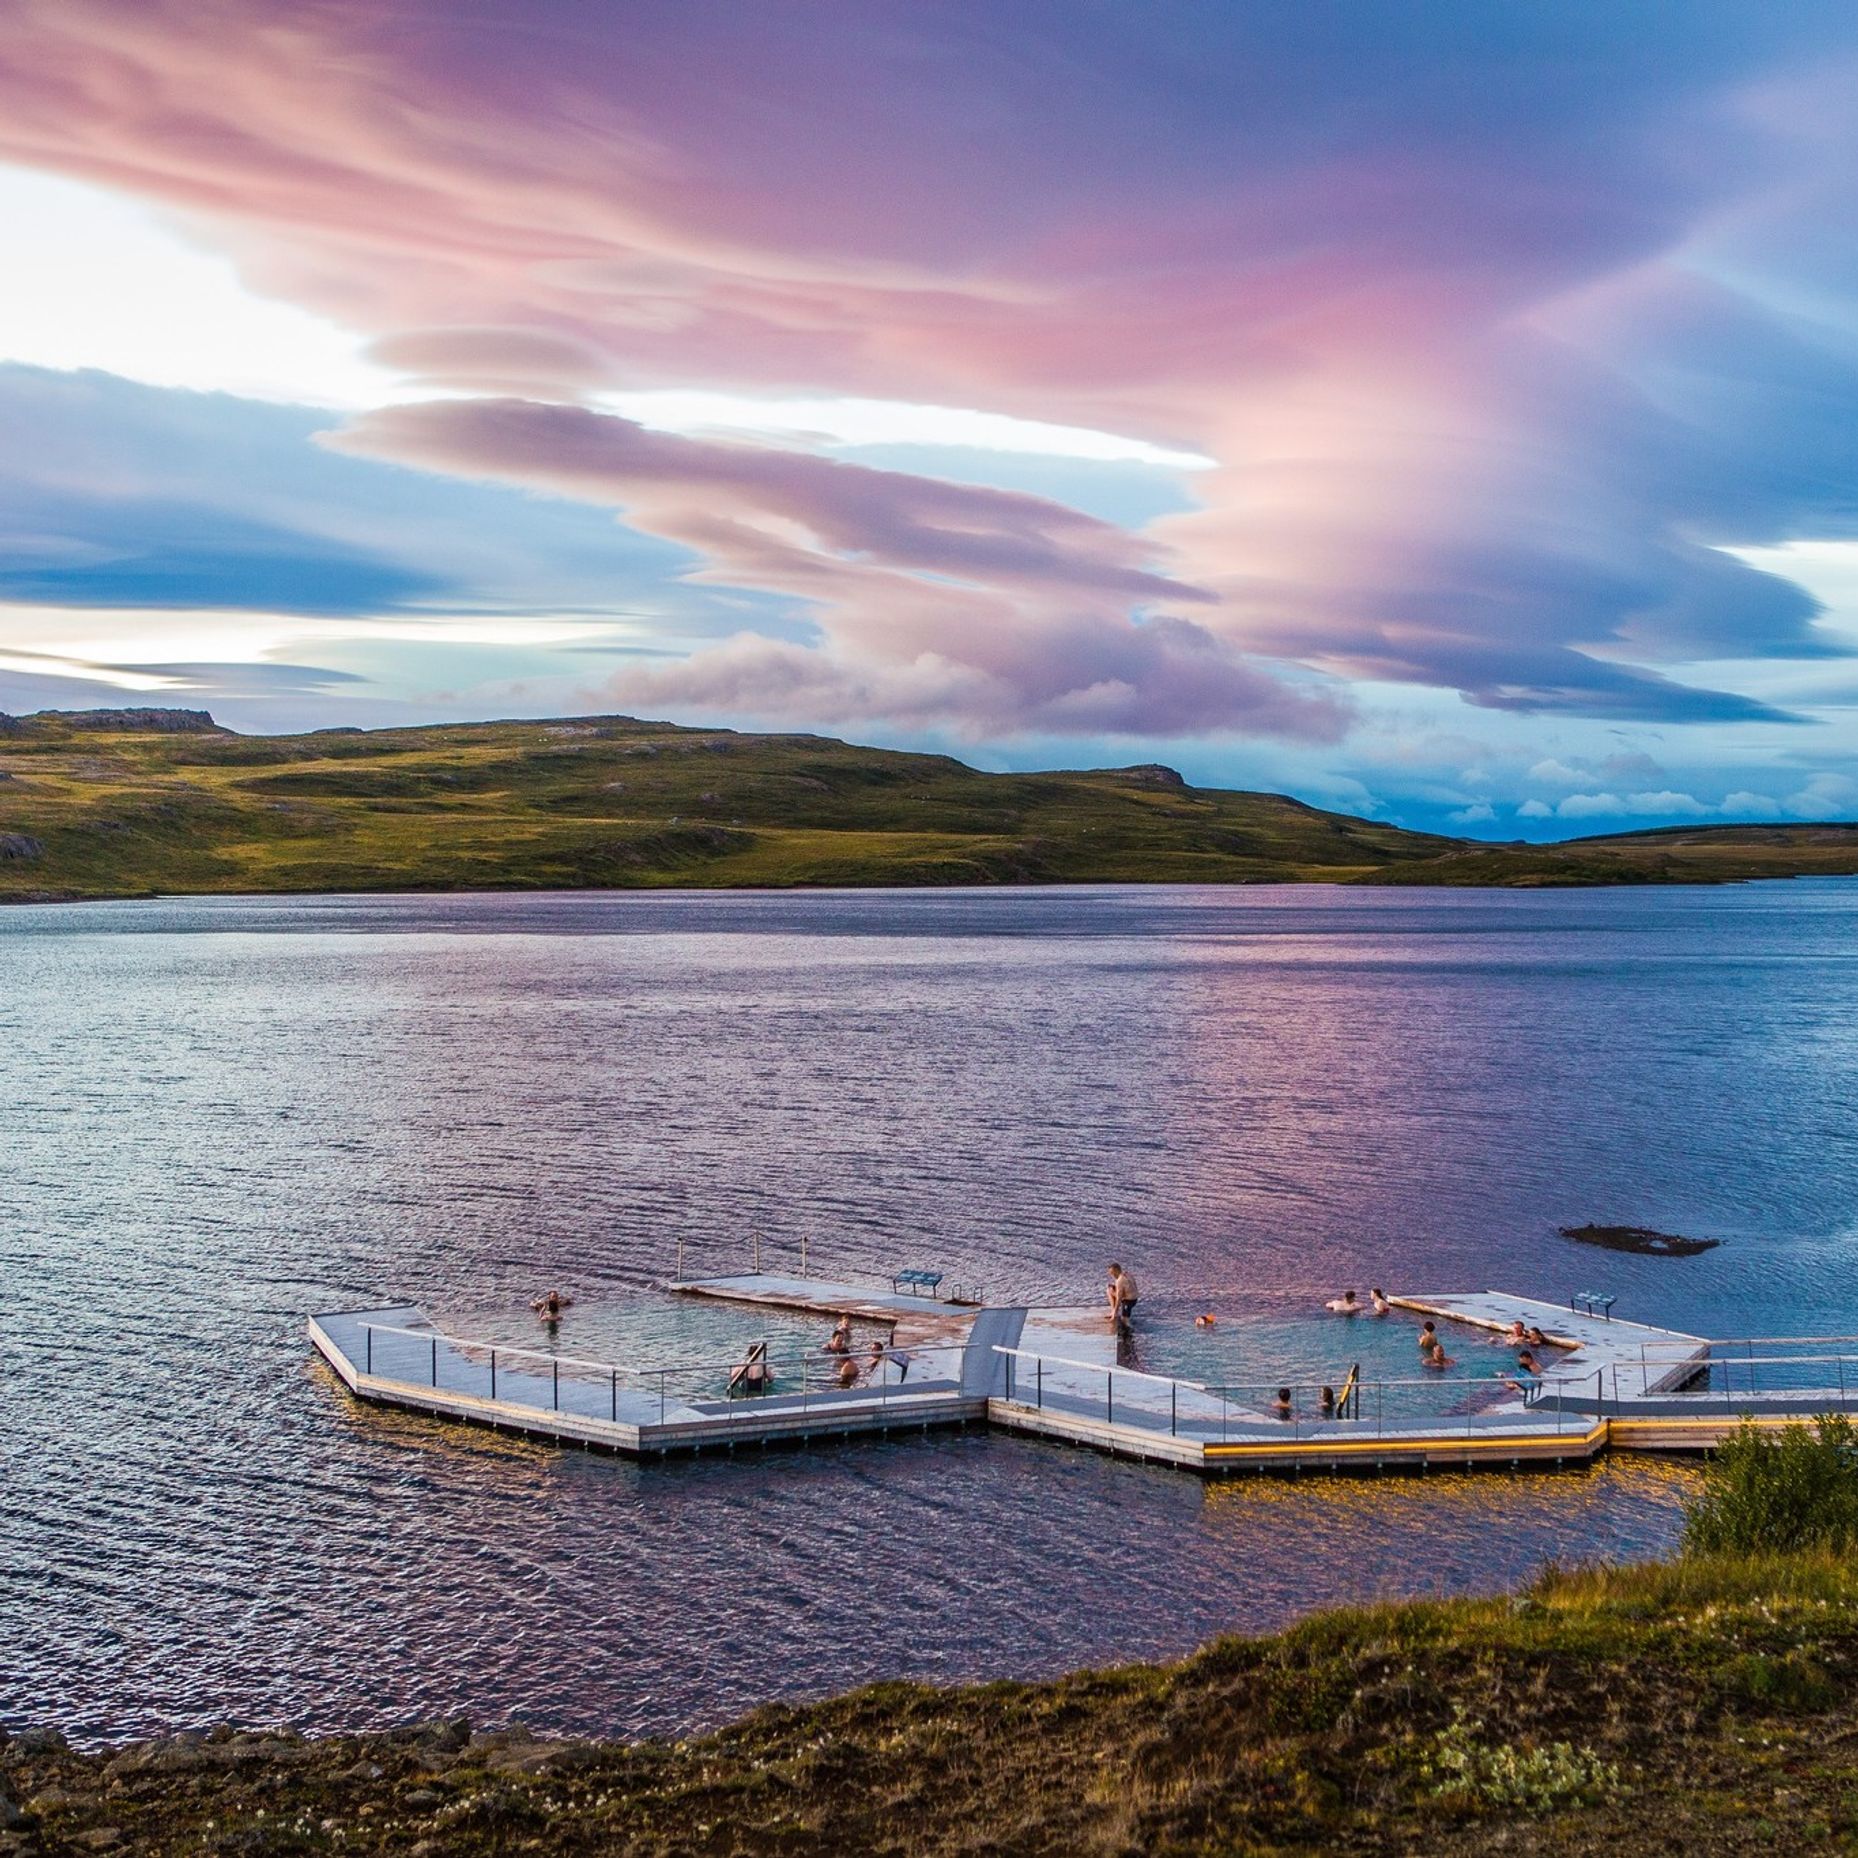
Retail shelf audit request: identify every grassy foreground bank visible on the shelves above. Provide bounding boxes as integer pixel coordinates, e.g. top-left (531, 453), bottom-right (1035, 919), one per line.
top-left (4, 708), bottom-right (1858, 900)
top-left (10, 1552), bottom-right (1858, 1856)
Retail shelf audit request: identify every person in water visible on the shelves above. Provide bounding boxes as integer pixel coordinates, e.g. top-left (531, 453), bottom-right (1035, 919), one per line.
top-left (532, 1289), bottom-right (573, 1324)
top-left (728, 1341), bottom-right (773, 1398)
top-left (1194, 1312), bottom-right (1218, 1328)
top-left (1418, 1320), bottom-right (1439, 1355)
top-left (1106, 1263), bottom-right (1140, 1327)
top-left (1319, 1385), bottom-right (1337, 1417)
top-left (1489, 1319), bottom-right (1528, 1347)
top-left (1371, 1288), bottom-right (1391, 1315)
top-left (1325, 1290), bottom-right (1360, 1315)
top-left (1271, 1387), bottom-right (1294, 1420)
top-left (1425, 1340), bottom-right (1455, 1369)
top-left (1503, 1348), bottom-right (1544, 1393)
top-left (1525, 1325), bottom-right (1551, 1348)
top-left (835, 1355), bottom-right (861, 1390)
top-left (824, 1315), bottom-right (853, 1355)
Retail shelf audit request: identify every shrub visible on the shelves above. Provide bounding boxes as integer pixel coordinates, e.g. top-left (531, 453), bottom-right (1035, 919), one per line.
top-left (1418, 1706), bottom-right (1621, 1813)
top-left (1683, 1415), bottom-right (1858, 1555)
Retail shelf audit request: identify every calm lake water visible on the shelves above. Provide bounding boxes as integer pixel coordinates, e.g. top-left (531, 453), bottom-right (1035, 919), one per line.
top-left (5, 882), bottom-right (1857, 1745)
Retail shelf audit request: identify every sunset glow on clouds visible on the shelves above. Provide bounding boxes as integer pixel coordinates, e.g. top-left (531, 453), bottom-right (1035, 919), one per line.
top-left (2, 1), bottom-right (1858, 832)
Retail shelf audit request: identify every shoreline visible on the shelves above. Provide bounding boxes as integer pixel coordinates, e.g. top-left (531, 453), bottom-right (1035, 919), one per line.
top-left (5, 867), bottom-right (1857, 910)
top-left (7, 1551), bottom-right (1858, 1856)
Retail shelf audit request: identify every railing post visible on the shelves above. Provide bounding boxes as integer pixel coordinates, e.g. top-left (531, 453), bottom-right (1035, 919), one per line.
top-left (612, 1369), bottom-right (619, 1423)
top-left (1037, 1357), bottom-right (1043, 1410)
top-left (754, 1233), bottom-right (762, 1274)
top-left (491, 1349), bottom-right (497, 1400)
top-left (1006, 1354), bottom-right (1014, 1402)
top-left (1171, 1382), bottom-right (1177, 1436)
top-left (676, 1238), bottom-right (686, 1283)
top-left (431, 1335), bottom-right (438, 1386)
top-left (366, 1326), bottom-right (372, 1375)
top-left (1107, 1372), bottom-right (1114, 1428)
top-left (801, 1234), bottom-right (809, 1278)
top-left (553, 1359), bottom-right (560, 1411)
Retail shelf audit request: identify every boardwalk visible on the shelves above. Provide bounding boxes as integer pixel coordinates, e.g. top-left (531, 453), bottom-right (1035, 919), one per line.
top-left (308, 1278), bottom-right (1858, 1476)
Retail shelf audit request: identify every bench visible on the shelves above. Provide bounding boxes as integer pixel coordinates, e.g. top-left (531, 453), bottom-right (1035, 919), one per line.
top-left (893, 1267), bottom-right (944, 1298)
top-left (1571, 1290), bottom-right (1617, 1321)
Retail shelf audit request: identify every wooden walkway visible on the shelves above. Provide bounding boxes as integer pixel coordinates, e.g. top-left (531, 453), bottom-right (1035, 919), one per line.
top-left (307, 1279), bottom-right (1858, 1476)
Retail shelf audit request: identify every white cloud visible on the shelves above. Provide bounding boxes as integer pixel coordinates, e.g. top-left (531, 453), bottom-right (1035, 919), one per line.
top-left (1719, 790), bottom-right (1782, 818)
top-left (1517, 798), bottom-right (1554, 819)
top-left (1783, 773), bottom-right (1858, 820)
top-left (0, 166), bottom-right (395, 406)
top-left (1526, 758), bottom-right (1587, 785)
top-left (1625, 789), bottom-right (1709, 817)
top-left (603, 390), bottom-right (1215, 470)
top-left (1556, 792), bottom-right (1630, 819)
top-left (0, 603), bottom-right (626, 675)
top-left (1449, 801), bottom-right (1497, 824)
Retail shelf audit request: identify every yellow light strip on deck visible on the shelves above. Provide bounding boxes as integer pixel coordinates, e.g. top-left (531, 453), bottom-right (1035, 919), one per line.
top-left (1200, 1423), bottom-right (1608, 1460)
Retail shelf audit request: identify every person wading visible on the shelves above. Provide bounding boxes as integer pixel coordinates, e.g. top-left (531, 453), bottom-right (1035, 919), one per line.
top-left (1106, 1262), bottom-right (1140, 1332)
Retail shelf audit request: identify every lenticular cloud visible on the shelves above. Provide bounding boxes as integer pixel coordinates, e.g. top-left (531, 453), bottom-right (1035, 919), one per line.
top-left (4, 0), bottom-right (1858, 734)
top-left (330, 400), bottom-right (1348, 740)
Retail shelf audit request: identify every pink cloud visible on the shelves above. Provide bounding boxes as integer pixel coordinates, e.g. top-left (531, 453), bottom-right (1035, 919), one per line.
top-left (0, 3), bottom-right (1851, 729)
top-left (329, 399), bottom-right (1346, 739)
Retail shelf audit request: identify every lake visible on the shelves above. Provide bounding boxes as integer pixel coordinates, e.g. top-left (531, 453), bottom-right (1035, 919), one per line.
top-left (5, 881), bottom-right (1857, 1745)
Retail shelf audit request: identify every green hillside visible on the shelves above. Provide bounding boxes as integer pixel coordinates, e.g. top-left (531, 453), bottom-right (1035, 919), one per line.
top-left (1, 707), bottom-right (1855, 900)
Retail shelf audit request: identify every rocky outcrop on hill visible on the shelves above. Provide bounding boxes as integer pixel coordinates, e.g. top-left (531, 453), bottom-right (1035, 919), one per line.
top-left (9, 709), bottom-right (225, 734)
top-left (32, 706), bottom-right (224, 728)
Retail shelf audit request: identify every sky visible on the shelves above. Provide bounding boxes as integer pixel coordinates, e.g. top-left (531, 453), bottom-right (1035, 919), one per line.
top-left (3, 4), bottom-right (1858, 837)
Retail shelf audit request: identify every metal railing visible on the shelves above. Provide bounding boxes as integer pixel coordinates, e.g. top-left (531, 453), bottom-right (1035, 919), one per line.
top-left (1565, 1334), bottom-right (1858, 1404)
top-left (349, 1319), bottom-right (967, 1426)
top-left (988, 1345), bottom-right (1589, 1445)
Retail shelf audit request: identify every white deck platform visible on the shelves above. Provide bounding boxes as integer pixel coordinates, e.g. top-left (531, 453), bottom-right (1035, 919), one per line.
top-left (308, 1279), bottom-right (1858, 1476)
top-left (1390, 1291), bottom-right (1711, 1399)
top-left (308, 1302), bottom-right (985, 1455)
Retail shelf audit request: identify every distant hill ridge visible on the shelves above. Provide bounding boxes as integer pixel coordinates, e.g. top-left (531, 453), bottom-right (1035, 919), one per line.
top-left (0, 706), bottom-right (228, 736)
top-left (0, 707), bottom-right (1854, 900)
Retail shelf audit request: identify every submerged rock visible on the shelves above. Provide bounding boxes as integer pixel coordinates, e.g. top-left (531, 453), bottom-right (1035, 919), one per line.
top-left (1561, 1223), bottom-right (1720, 1257)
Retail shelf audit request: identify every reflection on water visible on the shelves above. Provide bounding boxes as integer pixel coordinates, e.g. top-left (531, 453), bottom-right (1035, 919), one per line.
top-left (4, 882), bottom-right (1856, 1744)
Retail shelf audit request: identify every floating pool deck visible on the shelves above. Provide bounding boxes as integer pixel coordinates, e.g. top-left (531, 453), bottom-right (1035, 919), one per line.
top-left (308, 1279), bottom-right (1858, 1477)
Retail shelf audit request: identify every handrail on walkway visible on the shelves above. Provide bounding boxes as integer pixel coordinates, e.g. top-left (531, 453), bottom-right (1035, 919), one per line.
top-left (987, 1342), bottom-right (1563, 1442)
top-left (338, 1315), bottom-right (964, 1424)
top-left (348, 1317), bottom-right (959, 1383)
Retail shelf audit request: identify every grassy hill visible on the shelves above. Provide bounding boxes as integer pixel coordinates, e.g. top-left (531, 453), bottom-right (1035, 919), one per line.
top-left (9, 1551), bottom-right (1858, 1854)
top-left (2, 707), bottom-right (1855, 900)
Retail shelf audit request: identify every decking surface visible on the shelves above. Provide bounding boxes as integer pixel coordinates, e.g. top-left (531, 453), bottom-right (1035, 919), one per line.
top-left (675, 1272), bottom-right (981, 1355)
top-left (1390, 1291), bottom-right (1710, 1397)
top-left (309, 1301), bottom-right (985, 1454)
top-left (308, 1279), bottom-right (1858, 1477)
